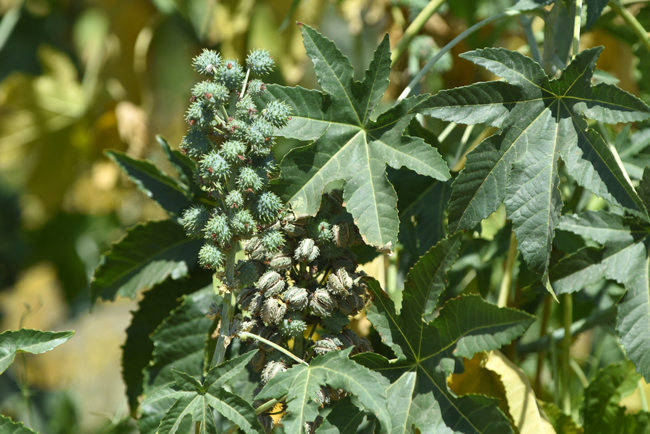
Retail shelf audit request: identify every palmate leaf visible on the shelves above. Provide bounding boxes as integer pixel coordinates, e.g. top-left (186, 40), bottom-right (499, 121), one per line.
top-left (141, 350), bottom-right (264, 434)
top-left (354, 235), bottom-right (535, 434)
top-left (0, 329), bottom-right (74, 374)
top-left (122, 271), bottom-right (212, 415)
top-left (138, 286), bottom-right (220, 434)
top-left (0, 415), bottom-right (39, 434)
top-left (581, 361), bottom-right (650, 434)
top-left (420, 47), bottom-right (650, 279)
top-left (265, 25), bottom-right (450, 249)
top-left (256, 348), bottom-right (392, 434)
top-left (90, 220), bottom-right (203, 302)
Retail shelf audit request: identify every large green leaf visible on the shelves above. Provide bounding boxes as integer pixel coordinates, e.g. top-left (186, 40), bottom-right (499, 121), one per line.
top-left (138, 286), bottom-right (220, 434)
top-left (0, 329), bottom-right (74, 374)
top-left (122, 271), bottom-right (212, 415)
top-left (106, 149), bottom-right (193, 218)
top-left (256, 348), bottom-right (392, 434)
top-left (421, 47), bottom-right (650, 278)
top-left (315, 397), bottom-right (369, 434)
top-left (141, 351), bottom-right (264, 434)
top-left (581, 361), bottom-right (650, 434)
top-left (0, 415), bottom-right (38, 434)
top-left (354, 236), bottom-right (535, 434)
top-left (90, 220), bottom-right (203, 302)
top-left (266, 25), bottom-right (450, 249)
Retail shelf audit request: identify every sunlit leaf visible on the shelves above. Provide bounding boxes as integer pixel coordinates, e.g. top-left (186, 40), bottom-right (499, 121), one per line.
top-left (0, 329), bottom-right (74, 375)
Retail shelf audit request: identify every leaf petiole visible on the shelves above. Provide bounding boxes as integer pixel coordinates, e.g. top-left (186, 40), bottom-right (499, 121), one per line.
top-left (239, 332), bottom-right (309, 366)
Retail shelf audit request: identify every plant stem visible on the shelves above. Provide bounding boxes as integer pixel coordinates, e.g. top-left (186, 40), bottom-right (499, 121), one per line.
top-left (390, 0), bottom-right (446, 67)
top-left (0, 1), bottom-right (24, 57)
top-left (498, 232), bottom-right (518, 308)
top-left (572, 0), bottom-right (583, 58)
top-left (520, 14), bottom-right (542, 64)
top-left (610, 0), bottom-right (650, 54)
top-left (438, 122), bottom-right (457, 143)
top-left (535, 294), bottom-right (552, 395)
top-left (639, 379), bottom-right (649, 411)
top-left (210, 248), bottom-right (238, 368)
top-left (569, 358), bottom-right (589, 388)
top-left (562, 292), bottom-right (573, 415)
top-left (398, 9), bottom-right (528, 101)
top-left (240, 332), bottom-right (308, 366)
top-left (222, 395), bottom-right (288, 434)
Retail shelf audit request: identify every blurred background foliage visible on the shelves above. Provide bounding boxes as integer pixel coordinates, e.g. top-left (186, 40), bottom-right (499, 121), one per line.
top-left (1, 0), bottom-right (649, 432)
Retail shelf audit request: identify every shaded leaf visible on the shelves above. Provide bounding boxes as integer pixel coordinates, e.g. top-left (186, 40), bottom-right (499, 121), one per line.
top-left (90, 220), bottom-right (203, 302)
top-left (315, 397), bottom-right (368, 434)
top-left (0, 415), bottom-right (39, 434)
top-left (586, 0), bottom-right (609, 30)
top-left (539, 402), bottom-right (583, 434)
top-left (267, 25), bottom-right (450, 248)
top-left (421, 47), bottom-right (650, 278)
top-left (256, 348), bottom-right (392, 434)
top-left (156, 135), bottom-right (199, 192)
top-left (0, 329), bottom-right (74, 375)
top-left (122, 271), bottom-right (212, 415)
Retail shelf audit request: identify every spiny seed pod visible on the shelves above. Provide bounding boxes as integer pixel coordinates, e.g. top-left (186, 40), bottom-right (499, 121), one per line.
top-left (227, 118), bottom-right (249, 141)
top-left (310, 289), bottom-right (335, 317)
top-left (261, 360), bottom-right (286, 385)
top-left (264, 280), bottom-right (286, 297)
top-left (332, 223), bottom-right (350, 248)
top-left (231, 209), bottom-right (258, 236)
top-left (247, 79), bottom-right (266, 97)
top-left (327, 272), bottom-right (347, 295)
top-left (203, 213), bottom-right (231, 246)
top-left (282, 222), bottom-right (306, 238)
top-left (225, 190), bottom-right (244, 209)
top-left (235, 318), bottom-right (257, 337)
top-left (237, 286), bottom-right (259, 311)
top-left (309, 219), bottom-right (332, 244)
top-left (247, 49), bottom-right (274, 75)
top-left (244, 237), bottom-right (266, 260)
top-left (340, 329), bottom-right (372, 355)
top-left (315, 387), bottom-right (331, 406)
top-left (321, 311), bottom-right (350, 333)
top-left (237, 167), bottom-right (264, 192)
top-left (278, 314), bottom-right (307, 337)
top-left (253, 191), bottom-right (283, 223)
top-left (185, 99), bottom-right (214, 128)
top-left (263, 100), bottom-right (291, 128)
top-left (236, 94), bottom-right (257, 119)
top-left (261, 230), bottom-right (285, 254)
top-left (268, 253), bottom-right (293, 271)
top-left (216, 58), bottom-right (245, 90)
top-left (198, 243), bottom-right (225, 269)
top-left (200, 151), bottom-right (230, 181)
top-left (346, 289), bottom-right (365, 312)
top-left (180, 205), bottom-right (210, 238)
top-left (294, 238), bottom-right (319, 263)
top-left (257, 271), bottom-right (282, 292)
top-left (283, 286), bottom-right (309, 311)
top-left (192, 49), bottom-right (221, 76)
top-left (191, 81), bottom-right (228, 104)
top-left (220, 140), bottom-right (246, 163)
top-left (235, 260), bottom-right (264, 287)
top-left (180, 127), bottom-right (213, 160)
top-left (314, 335), bottom-right (342, 355)
top-left (246, 119), bottom-right (275, 153)
top-left (261, 298), bottom-right (286, 326)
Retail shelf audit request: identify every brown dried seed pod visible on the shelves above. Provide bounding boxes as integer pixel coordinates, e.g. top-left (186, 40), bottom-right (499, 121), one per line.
top-left (261, 297), bottom-right (286, 326)
top-left (310, 289), bottom-right (335, 317)
top-left (283, 286), bottom-right (309, 311)
top-left (332, 223), bottom-right (349, 248)
top-left (313, 335), bottom-right (342, 355)
top-left (261, 360), bottom-right (286, 384)
top-left (294, 238), bottom-right (319, 262)
top-left (257, 271), bottom-right (283, 292)
top-left (268, 253), bottom-right (293, 271)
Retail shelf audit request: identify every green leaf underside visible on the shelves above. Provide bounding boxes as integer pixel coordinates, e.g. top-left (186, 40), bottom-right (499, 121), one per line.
top-left (106, 150), bottom-right (193, 217)
top-left (420, 47), bottom-right (650, 276)
top-left (315, 397), bottom-right (369, 434)
top-left (0, 415), bottom-right (39, 434)
top-left (141, 351), bottom-right (265, 434)
top-left (581, 361), bottom-right (650, 434)
top-left (122, 271), bottom-right (213, 415)
top-left (267, 25), bottom-right (450, 248)
top-left (355, 236), bottom-right (535, 434)
top-left (138, 287), bottom-right (220, 434)
top-left (90, 220), bottom-right (203, 302)
top-left (256, 348), bottom-right (392, 434)
top-left (0, 329), bottom-right (74, 375)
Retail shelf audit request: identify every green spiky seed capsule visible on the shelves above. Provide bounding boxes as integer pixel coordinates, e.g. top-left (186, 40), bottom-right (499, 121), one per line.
top-left (283, 286), bottom-right (309, 311)
top-left (261, 360), bottom-right (286, 384)
top-left (263, 100), bottom-right (291, 128)
top-left (247, 49), bottom-right (274, 75)
top-left (203, 213), bottom-right (231, 246)
top-left (192, 49), bottom-right (221, 76)
top-left (231, 209), bottom-right (258, 236)
top-left (180, 127), bottom-right (213, 159)
top-left (192, 81), bottom-right (228, 104)
top-left (235, 260), bottom-right (263, 287)
top-left (310, 289), bottom-right (334, 317)
top-left (226, 118), bottom-right (249, 141)
top-left (294, 238), bottom-right (319, 263)
top-left (261, 230), bottom-right (284, 254)
top-left (221, 140), bottom-right (246, 163)
top-left (236, 94), bottom-right (257, 119)
top-left (216, 58), bottom-right (245, 90)
top-left (180, 205), bottom-right (210, 238)
top-left (310, 219), bottom-right (332, 244)
top-left (200, 151), bottom-right (230, 181)
top-left (246, 118), bottom-right (275, 151)
top-left (261, 297), bottom-right (286, 326)
top-left (237, 167), bottom-right (264, 192)
top-left (278, 314), bottom-right (307, 338)
top-left (185, 99), bottom-right (214, 128)
top-left (253, 191), bottom-right (283, 222)
top-left (198, 243), bottom-right (225, 269)
top-left (225, 190), bottom-right (245, 209)
top-left (247, 79), bottom-right (266, 97)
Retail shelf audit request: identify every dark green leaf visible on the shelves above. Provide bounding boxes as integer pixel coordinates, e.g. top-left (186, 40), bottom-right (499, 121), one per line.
top-left (586, 0), bottom-right (609, 29)
top-left (0, 415), bottom-right (39, 434)
top-left (539, 401), bottom-right (583, 434)
top-left (421, 47), bottom-right (650, 277)
top-left (510, 0), bottom-right (554, 11)
top-left (267, 26), bottom-right (450, 249)
top-left (314, 397), bottom-right (367, 434)
top-left (90, 220), bottom-right (203, 302)
top-left (106, 149), bottom-right (192, 218)
top-left (256, 348), bottom-right (392, 434)
top-left (0, 329), bottom-right (74, 374)
top-left (639, 166), bottom-right (650, 214)
top-left (122, 271), bottom-right (213, 415)
top-left (581, 361), bottom-right (650, 434)
top-left (355, 235), bottom-right (534, 434)
top-left (156, 135), bottom-right (199, 192)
